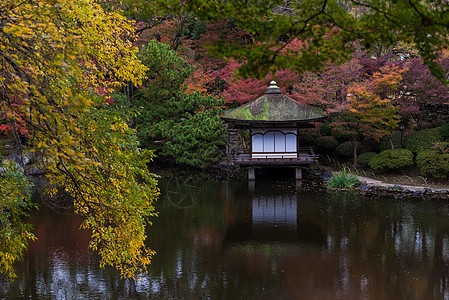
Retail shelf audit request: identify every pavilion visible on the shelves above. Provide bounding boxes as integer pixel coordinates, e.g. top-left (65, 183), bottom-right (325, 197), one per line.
top-left (221, 81), bottom-right (327, 181)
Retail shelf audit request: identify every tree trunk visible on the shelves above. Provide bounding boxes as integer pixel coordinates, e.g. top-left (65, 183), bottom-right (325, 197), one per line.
top-left (389, 135), bottom-right (395, 149)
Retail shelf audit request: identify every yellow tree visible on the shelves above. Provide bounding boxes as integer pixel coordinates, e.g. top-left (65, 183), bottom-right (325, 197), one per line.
top-left (331, 65), bottom-right (405, 166)
top-left (0, 0), bottom-right (158, 280)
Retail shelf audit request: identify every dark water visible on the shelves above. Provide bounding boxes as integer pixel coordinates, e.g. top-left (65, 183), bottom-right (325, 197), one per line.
top-left (3, 176), bottom-right (449, 299)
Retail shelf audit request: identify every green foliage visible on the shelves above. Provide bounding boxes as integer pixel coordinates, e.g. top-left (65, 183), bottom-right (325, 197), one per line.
top-left (298, 128), bottom-right (319, 146)
top-left (379, 131), bottom-right (403, 152)
top-left (37, 100), bottom-right (160, 280)
top-left (357, 152), bottom-right (377, 168)
top-left (327, 168), bottom-right (360, 189)
top-left (336, 141), bottom-right (353, 158)
top-left (405, 128), bottom-right (443, 154)
top-left (319, 122), bottom-right (332, 136)
top-left (0, 140), bottom-right (8, 156)
top-left (186, 14), bottom-right (207, 40)
top-left (368, 149), bottom-right (414, 170)
top-left (416, 150), bottom-right (449, 179)
top-left (439, 123), bottom-right (449, 140)
top-left (433, 141), bottom-right (449, 153)
top-left (330, 127), bottom-right (351, 142)
top-left (0, 162), bottom-right (36, 281)
top-left (135, 40), bottom-right (225, 167)
top-left (314, 136), bottom-right (338, 153)
top-left (163, 109), bottom-right (226, 168)
top-left (152, 0), bottom-right (449, 82)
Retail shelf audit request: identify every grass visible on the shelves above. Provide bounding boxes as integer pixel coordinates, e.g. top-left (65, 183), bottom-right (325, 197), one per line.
top-left (327, 168), bottom-right (360, 190)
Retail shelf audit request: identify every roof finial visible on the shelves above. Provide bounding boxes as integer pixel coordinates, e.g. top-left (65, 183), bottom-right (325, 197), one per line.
top-left (266, 81), bottom-right (281, 94)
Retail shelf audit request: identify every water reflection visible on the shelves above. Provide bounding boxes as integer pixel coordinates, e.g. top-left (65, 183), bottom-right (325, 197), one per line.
top-left (3, 177), bottom-right (449, 299)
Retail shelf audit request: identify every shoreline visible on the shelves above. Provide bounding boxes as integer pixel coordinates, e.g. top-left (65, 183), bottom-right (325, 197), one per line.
top-left (353, 174), bottom-right (449, 199)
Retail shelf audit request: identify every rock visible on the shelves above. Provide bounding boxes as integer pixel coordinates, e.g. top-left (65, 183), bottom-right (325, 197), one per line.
top-left (321, 172), bottom-right (333, 181)
top-left (413, 190), bottom-right (423, 197)
top-left (423, 187), bottom-right (433, 194)
top-left (393, 185), bottom-right (404, 191)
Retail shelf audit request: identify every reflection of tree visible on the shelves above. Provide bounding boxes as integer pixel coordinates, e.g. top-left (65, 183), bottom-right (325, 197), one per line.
top-left (295, 192), bottom-right (449, 299)
top-left (6, 181), bottom-right (449, 299)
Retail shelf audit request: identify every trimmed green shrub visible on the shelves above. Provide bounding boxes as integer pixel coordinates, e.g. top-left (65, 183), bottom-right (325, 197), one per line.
top-left (357, 152), bottom-right (377, 167)
top-left (439, 123), bottom-right (449, 140)
top-left (336, 141), bottom-right (354, 158)
top-left (298, 128), bottom-right (319, 146)
top-left (416, 149), bottom-right (449, 179)
top-left (314, 136), bottom-right (338, 153)
top-left (379, 131), bottom-right (403, 152)
top-left (327, 168), bottom-right (360, 189)
top-left (406, 128), bottom-right (443, 154)
top-left (368, 149), bottom-right (414, 170)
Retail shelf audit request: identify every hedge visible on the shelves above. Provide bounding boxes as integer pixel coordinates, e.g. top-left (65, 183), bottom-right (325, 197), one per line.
top-left (369, 149), bottom-right (414, 170)
top-left (416, 149), bottom-right (449, 179)
top-left (406, 128), bottom-right (443, 154)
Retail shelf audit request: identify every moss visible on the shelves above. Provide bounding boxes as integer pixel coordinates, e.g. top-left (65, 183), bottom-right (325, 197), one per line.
top-left (224, 94), bottom-right (326, 122)
top-left (227, 100), bottom-right (269, 121)
top-left (254, 100), bottom-right (270, 120)
top-left (228, 107), bottom-right (256, 120)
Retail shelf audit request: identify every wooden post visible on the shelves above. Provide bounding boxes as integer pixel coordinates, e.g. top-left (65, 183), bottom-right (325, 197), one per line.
top-left (248, 180), bottom-right (255, 195)
top-left (295, 167), bottom-right (302, 180)
top-left (248, 167), bottom-right (255, 181)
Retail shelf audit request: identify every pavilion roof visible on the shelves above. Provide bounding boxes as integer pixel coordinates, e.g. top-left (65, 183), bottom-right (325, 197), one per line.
top-left (222, 81), bottom-right (327, 124)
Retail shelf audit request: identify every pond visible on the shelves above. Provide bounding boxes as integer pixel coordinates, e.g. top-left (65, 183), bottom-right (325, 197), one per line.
top-left (2, 175), bottom-right (449, 299)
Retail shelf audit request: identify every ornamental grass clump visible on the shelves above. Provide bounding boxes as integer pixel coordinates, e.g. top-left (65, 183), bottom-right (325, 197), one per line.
top-left (327, 168), bottom-right (360, 190)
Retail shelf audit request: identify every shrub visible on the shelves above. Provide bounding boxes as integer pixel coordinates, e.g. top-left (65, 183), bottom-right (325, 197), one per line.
top-left (319, 122), bottom-right (332, 136)
top-left (298, 128), bottom-right (319, 146)
top-left (336, 141), bottom-right (354, 158)
top-left (431, 118), bottom-right (445, 128)
top-left (379, 131), bottom-right (403, 152)
top-left (416, 149), bottom-right (449, 179)
top-left (327, 168), bottom-right (360, 189)
top-left (330, 128), bottom-right (351, 142)
top-left (368, 149), bottom-right (414, 170)
top-left (406, 128), bottom-right (443, 154)
top-left (439, 123), bottom-right (449, 140)
top-left (357, 152), bottom-right (377, 167)
top-left (314, 136), bottom-right (338, 153)
top-left (432, 141), bottom-right (449, 153)
top-left (359, 136), bottom-right (380, 153)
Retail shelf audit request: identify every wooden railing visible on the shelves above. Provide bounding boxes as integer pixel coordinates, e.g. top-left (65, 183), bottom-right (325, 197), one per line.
top-left (233, 146), bottom-right (319, 164)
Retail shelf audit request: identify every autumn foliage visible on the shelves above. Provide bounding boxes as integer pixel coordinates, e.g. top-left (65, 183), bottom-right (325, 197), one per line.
top-left (1, 0), bottom-right (158, 281)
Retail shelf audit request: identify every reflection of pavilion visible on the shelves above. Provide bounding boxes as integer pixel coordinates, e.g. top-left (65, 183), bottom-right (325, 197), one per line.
top-left (224, 186), bottom-right (326, 245)
top-left (251, 195), bottom-right (298, 241)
